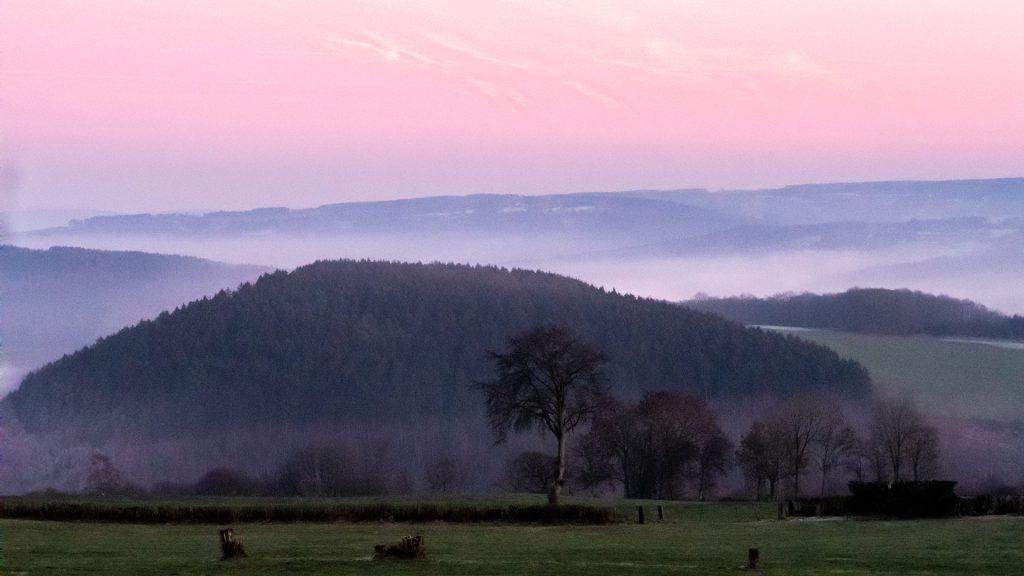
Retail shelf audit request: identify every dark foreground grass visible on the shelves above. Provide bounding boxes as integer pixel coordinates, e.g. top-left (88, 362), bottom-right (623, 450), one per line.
top-left (3, 515), bottom-right (1023, 575)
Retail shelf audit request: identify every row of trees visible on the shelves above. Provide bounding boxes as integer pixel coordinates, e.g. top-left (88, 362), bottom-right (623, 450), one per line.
top-left (736, 395), bottom-right (941, 501)
top-left (737, 397), bottom-right (854, 500)
top-left (481, 325), bottom-right (941, 504)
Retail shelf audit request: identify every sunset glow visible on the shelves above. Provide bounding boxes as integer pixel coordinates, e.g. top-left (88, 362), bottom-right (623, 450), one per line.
top-left (3, 1), bottom-right (1024, 211)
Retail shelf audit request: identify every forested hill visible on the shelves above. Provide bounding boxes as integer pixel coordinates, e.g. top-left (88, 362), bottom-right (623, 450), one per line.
top-left (684, 288), bottom-right (1024, 339)
top-left (6, 260), bottom-right (869, 442)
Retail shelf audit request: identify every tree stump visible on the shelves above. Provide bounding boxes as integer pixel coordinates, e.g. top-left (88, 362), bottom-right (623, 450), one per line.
top-left (374, 535), bottom-right (426, 559)
top-left (219, 528), bottom-right (247, 559)
top-left (747, 548), bottom-right (760, 569)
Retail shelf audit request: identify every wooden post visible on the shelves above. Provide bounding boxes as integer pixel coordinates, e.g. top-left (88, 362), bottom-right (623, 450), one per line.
top-left (657, 505), bottom-right (664, 521)
top-left (637, 506), bottom-right (645, 524)
top-left (748, 548), bottom-right (760, 569)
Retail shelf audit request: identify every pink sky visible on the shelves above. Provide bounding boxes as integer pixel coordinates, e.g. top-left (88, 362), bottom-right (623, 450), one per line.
top-left (2, 0), bottom-right (1023, 212)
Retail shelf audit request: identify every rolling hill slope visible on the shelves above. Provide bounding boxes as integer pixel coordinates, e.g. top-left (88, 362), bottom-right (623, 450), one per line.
top-left (765, 328), bottom-right (1024, 422)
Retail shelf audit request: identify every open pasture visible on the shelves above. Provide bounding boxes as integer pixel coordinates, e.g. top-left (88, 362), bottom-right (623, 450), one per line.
top-left (2, 504), bottom-right (1022, 575)
top-left (768, 328), bottom-right (1024, 421)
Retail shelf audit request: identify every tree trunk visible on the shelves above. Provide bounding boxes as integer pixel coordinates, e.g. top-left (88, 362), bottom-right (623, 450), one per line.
top-left (549, 432), bottom-right (567, 506)
top-left (889, 447), bottom-right (901, 482)
top-left (793, 453), bottom-right (801, 499)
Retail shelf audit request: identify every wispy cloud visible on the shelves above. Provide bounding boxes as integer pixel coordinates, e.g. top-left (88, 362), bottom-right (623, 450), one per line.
top-left (560, 80), bottom-right (621, 109)
top-left (320, 23), bottom-right (437, 67)
top-left (420, 30), bottom-right (551, 73)
top-left (771, 51), bottom-right (843, 84)
top-left (600, 57), bottom-right (702, 81)
top-left (349, 24), bottom-right (437, 65)
top-left (599, 38), bottom-right (842, 87)
top-left (465, 78), bottom-right (533, 108)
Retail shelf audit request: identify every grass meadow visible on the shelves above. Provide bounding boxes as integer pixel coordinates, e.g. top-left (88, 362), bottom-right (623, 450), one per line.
top-left (2, 499), bottom-right (1023, 575)
top-left (768, 329), bottom-right (1024, 421)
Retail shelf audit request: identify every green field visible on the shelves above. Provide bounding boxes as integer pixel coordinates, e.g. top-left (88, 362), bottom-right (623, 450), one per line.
top-left (769, 328), bottom-right (1024, 421)
top-left (3, 512), bottom-right (1023, 575)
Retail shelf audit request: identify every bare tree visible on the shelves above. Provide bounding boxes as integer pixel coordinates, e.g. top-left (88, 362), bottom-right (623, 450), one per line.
top-left (906, 423), bottom-right (941, 481)
top-left (776, 396), bottom-right (830, 498)
top-left (576, 397), bottom-right (641, 496)
top-left (635, 391), bottom-right (700, 499)
top-left (682, 397), bottom-right (733, 501)
top-left (506, 451), bottom-right (559, 494)
top-left (477, 325), bottom-right (608, 505)
top-left (736, 420), bottom-right (786, 500)
top-left (846, 436), bottom-right (889, 483)
top-left (813, 403), bottom-right (857, 497)
top-left (694, 430), bottom-right (733, 501)
top-left (85, 452), bottom-right (125, 495)
top-left (581, 391), bottom-right (730, 499)
top-left (872, 396), bottom-right (927, 482)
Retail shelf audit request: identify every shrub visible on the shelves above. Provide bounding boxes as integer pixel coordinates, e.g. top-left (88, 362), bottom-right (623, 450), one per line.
top-left (848, 481), bottom-right (958, 518)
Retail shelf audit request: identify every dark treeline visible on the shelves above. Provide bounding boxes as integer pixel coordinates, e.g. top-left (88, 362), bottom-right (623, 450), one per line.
top-left (5, 260), bottom-right (869, 443)
top-left (685, 288), bottom-right (1024, 339)
top-left (41, 391), bottom-right (943, 505)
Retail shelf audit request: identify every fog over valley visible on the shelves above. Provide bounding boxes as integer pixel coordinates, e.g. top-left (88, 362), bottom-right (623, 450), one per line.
top-left (8, 179), bottom-right (1024, 313)
top-left (1, 178), bottom-right (1023, 495)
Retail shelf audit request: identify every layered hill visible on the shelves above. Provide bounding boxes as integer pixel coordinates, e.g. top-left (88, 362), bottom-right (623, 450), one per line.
top-left (0, 245), bottom-right (268, 395)
top-left (9, 178), bottom-right (1024, 315)
top-left (685, 288), bottom-right (1024, 339)
top-left (5, 260), bottom-right (870, 443)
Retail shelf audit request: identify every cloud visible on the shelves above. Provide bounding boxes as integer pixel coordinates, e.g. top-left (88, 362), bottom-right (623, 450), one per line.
top-left (599, 38), bottom-right (842, 87)
top-left (465, 78), bottom-right (533, 108)
top-left (320, 24), bottom-right (437, 67)
top-left (771, 51), bottom-right (844, 85)
top-left (420, 30), bottom-right (551, 73)
top-left (349, 24), bottom-right (437, 65)
top-left (560, 80), bottom-right (621, 109)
